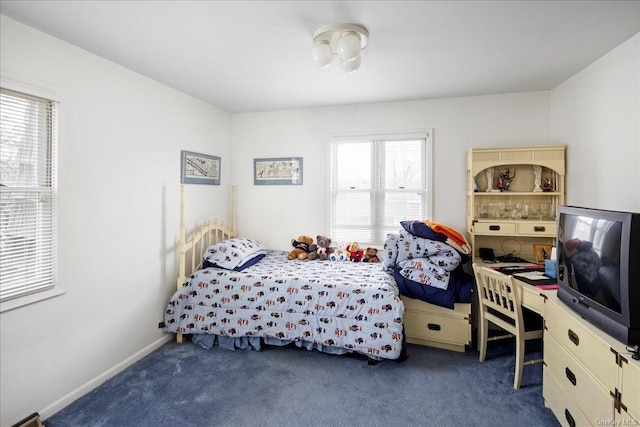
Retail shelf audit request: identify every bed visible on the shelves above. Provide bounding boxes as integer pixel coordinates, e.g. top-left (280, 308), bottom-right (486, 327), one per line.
top-left (164, 186), bottom-right (405, 361)
top-left (164, 186), bottom-right (474, 359)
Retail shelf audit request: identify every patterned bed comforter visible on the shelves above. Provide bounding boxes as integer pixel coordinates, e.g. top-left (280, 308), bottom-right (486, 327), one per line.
top-left (164, 250), bottom-right (405, 360)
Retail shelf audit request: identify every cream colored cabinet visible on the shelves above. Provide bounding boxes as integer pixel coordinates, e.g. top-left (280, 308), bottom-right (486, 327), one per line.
top-left (466, 146), bottom-right (566, 264)
top-left (543, 294), bottom-right (640, 425)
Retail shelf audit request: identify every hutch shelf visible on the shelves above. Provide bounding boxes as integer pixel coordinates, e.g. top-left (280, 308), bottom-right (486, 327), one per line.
top-left (466, 145), bottom-right (566, 264)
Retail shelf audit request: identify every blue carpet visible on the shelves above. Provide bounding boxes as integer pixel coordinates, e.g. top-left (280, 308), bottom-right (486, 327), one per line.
top-left (45, 338), bottom-right (559, 426)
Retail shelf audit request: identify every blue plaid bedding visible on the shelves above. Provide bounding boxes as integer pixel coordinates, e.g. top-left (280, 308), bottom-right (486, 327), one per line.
top-left (165, 250), bottom-right (405, 360)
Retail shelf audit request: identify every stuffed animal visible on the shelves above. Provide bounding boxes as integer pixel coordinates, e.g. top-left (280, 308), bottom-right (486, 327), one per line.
top-left (330, 242), bottom-right (350, 261)
top-left (346, 242), bottom-right (364, 262)
top-left (308, 235), bottom-right (334, 261)
top-left (363, 247), bottom-right (380, 263)
top-left (287, 236), bottom-right (314, 260)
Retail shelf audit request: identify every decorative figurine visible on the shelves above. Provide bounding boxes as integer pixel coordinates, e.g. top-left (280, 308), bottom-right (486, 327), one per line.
top-left (497, 167), bottom-right (516, 192)
top-left (541, 177), bottom-right (553, 192)
top-left (485, 167), bottom-right (495, 192)
top-left (533, 165), bottom-right (543, 192)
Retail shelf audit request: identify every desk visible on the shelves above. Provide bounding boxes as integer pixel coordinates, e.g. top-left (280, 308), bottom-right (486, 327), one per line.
top-left (516, 279), bottom-right (556, 316)
top-left (481, 262), bottom-right (556, 316)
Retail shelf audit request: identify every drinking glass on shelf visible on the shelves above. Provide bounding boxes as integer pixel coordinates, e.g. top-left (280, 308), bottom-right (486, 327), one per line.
top-left (489, 203), bottom-right (497, 218)
top-left (497, 202), bottom-right (506, 218)
top-left (505, 199), bottom-right (513, 217)
top-left (530, 202), bottom-right (539, 219)
top-left (477, 203), bottom-right (489, 218)
top-left (510, 207), bottom-right (518, 220)
top-left (539, 203), bottom-right (549, 220)
top-left (521, 201), bottom-right (530, 219)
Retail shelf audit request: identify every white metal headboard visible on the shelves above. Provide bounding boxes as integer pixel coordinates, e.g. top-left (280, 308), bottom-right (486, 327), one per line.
top-left (175, 184), bottom-right (237, 343)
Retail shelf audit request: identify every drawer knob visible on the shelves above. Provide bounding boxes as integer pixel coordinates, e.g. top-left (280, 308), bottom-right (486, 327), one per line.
top-left (427, 323), bottom-right (441, 331)
top-left (568, 329), bottom-right (580, 346)
top-left (534, 226), bottom-right (546, 232)
top-left (489, 225), bottom-right (500, 231)
top-left (565, 367), bottom-right (577, 386)
top-left (564, 409), bottom-right (576, 427)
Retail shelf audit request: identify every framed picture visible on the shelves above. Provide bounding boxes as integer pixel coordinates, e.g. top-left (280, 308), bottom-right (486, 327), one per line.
top-left (253, 157), bottom-right (303, 185)
top-left (181, 151), bottom-right (220, 185)
top-left (533, 244), bottom-right (552, 264)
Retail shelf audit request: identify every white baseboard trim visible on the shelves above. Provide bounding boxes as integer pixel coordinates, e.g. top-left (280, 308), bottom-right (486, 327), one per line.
top-left (39, 334), bottom-right (174, 421)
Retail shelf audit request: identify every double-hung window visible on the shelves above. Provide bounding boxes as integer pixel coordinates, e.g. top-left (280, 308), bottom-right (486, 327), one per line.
top-left (0, 86), bottom-right (58, 308)
top-left (329, 131), bottom-right (432, 246)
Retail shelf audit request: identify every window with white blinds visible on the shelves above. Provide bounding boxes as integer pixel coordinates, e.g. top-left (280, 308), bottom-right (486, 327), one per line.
top-left (0, 87), bottom-right (57, 303)
top-left (329, 131), bottom-right (432, 246)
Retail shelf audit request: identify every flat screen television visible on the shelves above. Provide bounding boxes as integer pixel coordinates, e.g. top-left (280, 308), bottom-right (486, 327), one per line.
top-left (556, 206), bottom-right (640, 346)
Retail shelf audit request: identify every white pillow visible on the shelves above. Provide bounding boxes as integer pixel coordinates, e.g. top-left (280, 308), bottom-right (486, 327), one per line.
top-left (203, 238), bottom-right (266, 270)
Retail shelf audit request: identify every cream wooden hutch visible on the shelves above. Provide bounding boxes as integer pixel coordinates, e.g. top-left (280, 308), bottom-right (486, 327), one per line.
top-left (466, 145), bottom-right (566, 264)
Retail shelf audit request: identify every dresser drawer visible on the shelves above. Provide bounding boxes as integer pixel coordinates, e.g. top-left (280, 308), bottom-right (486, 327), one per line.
top-left (545, 299), bottom-right (619, 392)
top-left (519, 283), bottom-right (547, 316)
top-left (403, 310), bottom-right (471, 349)
top-left (544, 333), bottom-right (615, 423)
top-left (621, 357), bottom-right (640, 420)
top-left (473, 221), bottom-right (516, 235)
top-left (401, 297), bottom-right (471, 351)
top-left (543, 366), bottom-right (592, 427)
top-left (517, 221), bottom-right (557, 236)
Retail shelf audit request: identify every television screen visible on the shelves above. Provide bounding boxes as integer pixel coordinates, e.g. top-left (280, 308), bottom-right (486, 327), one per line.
top-left (558, 212), bottom-right (622, 315)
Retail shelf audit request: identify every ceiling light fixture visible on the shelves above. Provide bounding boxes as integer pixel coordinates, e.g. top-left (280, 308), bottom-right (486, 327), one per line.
top-left (312, 23), bottom-right (369, 73)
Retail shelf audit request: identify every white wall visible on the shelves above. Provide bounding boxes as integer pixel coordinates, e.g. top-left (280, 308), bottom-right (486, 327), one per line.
top-left (231, 93), bottom-right (551, 249)
top-left (551, 33), bottom-right (640, 212)
top-left (0, 16), bottom-right (232, 426)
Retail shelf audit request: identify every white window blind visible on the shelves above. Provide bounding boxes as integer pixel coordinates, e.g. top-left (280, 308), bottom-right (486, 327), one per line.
top-left (330, 131), bottom-right (432, 246)
top-left (0, 87), bottom-right (57, 302)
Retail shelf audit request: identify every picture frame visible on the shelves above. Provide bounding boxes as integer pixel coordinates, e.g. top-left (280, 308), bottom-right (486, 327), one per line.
top-left (253, 157), bottom-right (303, 185)
top-left (533, 244), bottom-right (553, 264)
top-left (181, 151), bottom-right (220, 185)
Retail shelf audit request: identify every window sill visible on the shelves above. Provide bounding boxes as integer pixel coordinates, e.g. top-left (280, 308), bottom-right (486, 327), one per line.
top-left (0, 287), bottom-right (65, 313)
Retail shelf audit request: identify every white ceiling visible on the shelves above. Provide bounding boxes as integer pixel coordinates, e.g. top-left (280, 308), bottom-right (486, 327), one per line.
top-left (1, 1), bottom-right (638, 113)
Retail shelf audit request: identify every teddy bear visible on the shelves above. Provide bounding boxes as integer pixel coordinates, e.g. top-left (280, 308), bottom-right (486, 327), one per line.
top-left (345, 242), bottom-right (364, 262)
top-left (308, 235), bottom-right (334, 261)
top-left (363, 247), bottom-right (380, 263)
top-left (287, 235), bottom-right (314, 260)
top-left (329, 242), bottom-right (351, 261)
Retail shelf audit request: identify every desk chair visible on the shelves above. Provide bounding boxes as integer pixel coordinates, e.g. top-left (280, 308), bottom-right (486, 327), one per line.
top-left (472, 263), bottom-right (544, 389)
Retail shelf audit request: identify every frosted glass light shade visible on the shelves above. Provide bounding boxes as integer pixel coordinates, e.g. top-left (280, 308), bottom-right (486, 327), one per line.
top-left (339, 55), bottom-right (361, 73)
top-left (312, 41), bottom-right (333, 67)
top-left (312, 23), bottom-right (368, 72)
top-left (337, 32), bottom-right (361, 61)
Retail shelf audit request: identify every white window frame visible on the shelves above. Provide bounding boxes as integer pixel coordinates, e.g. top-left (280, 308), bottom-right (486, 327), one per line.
top-left (0, 74), bottom-right (64, 312)
top-left (328, 130), bottom-right (433, 247)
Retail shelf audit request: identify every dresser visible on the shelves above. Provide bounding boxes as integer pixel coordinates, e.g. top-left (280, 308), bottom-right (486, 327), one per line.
top-left (543, 294), bottom-right (640, 425)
